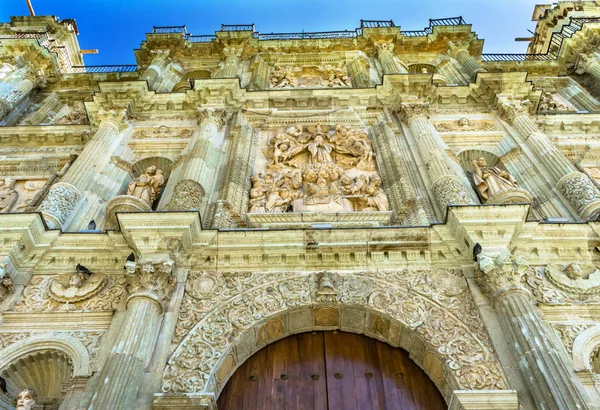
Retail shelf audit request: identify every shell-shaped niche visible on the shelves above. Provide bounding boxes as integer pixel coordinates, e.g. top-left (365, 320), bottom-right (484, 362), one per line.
top-left (457, 149), bottom-right (502, 173)
top-left (1, 350), bottom-right (73, 410)
top-left (130, 156), bottom-right (173, 181)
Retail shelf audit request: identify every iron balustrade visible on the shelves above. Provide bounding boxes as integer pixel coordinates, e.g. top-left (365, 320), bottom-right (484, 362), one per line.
top-left (152, 26), bottom-right (186, 34)
top-left (360, 20), bottom-right (395, 28)
top-left (221, 24), bottom-right (254, 31)
top-left (69, 65), bottom-right (139, 73)
top-left (258, 30), bottom-right (357, 40)
top-left (187, 35), bottom-right (217, 43)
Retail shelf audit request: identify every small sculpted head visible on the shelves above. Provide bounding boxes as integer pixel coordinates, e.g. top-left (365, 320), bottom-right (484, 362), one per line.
top-left (146, 165), bottom-right (157, 175)
top-left (565, 263), bottom-right (584, 280)
top-left (16, 388), bottom-right (37, 410)
top-left (476, 157), bottom-right (488, 167)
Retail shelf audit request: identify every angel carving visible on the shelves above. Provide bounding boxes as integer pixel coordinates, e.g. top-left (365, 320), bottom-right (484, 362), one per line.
top-left (48, 272), bottom-right (108, 304)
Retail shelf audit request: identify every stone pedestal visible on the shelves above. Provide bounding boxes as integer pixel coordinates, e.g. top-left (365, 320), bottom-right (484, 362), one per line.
top-left (88, 256), bottom-right (176, 410)
top-left (448, 42), bottom-right (486, 81)
top-left (476, 252), bottom-right (591, 410)
top-left (501, 101), bottom-right (600, 220)
top-left (375, 43), bottom-right (406, 75)
top-left (399, 103), bottom-right (475, 216)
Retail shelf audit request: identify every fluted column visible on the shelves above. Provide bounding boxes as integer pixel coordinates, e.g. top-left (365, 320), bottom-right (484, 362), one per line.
top-left (38, 109), bottom-right (128, 228)
top-left (249, 55), bottom-right (269, 90)
top-left (435, 58), bottom-right (467, 85)
top-left (211, 114), bottom-right (258, 228)
top-left (558, 77), bottom-right (600, 112)
top-left (88, 256), bottom-right (176, 410)
top-left (160, 109), bottom-right (228, 211)
top-left (347, 55), bottom-right (372, 87)
top-left (399, 103), bottom-right (474, 216)
top-left (214, 46), bottom-right (243, 78)
top-left (21, 92), bottom-right (62, 125)
top-left (155, 63), bottom-right (183, 93)
top-left (448, 42), bottom-right (486, 81)
top-left (0, 67), bottom-right (42, 120)
top-left (576, 52), bottom-right (600, 85)
top-left (476, 253), bottom-right (591, 410)
top-left (375, 43), bottom-right (406, 75)
top-left (501, 100), bottom-right (600, 220)
top-left (141, 50), bottom-right (171, 90)
top-left (369, 120), bottom-right (424, 224)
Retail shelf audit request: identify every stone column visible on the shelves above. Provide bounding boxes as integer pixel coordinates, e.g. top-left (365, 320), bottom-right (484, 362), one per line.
top-left (21, 92), bottom-right (62, 125)
top-left (141, 50), bottom-right (171, 90)
top-left (160, 109), bottom-right (229, 211)
top-left (210, 114), bottom-right (258, 228)
top-left (249, 56), bottom-right (269, 90)
top-left (214, 46), bottom-right (243, 78)
top-left (476, 252), bottom-right (591, 410)
top-left (436, 58), bottom-right (467, 85)
top-left (448, 42), bottom-right (486, 81)
top-left (0, 67), bottom-right (42, 120)
top-left (375, 43), bottom-right (407, 75)
top-left (501, 100), bottom-right (600, 220)
top-left (398, 103), bottom-right (475, 216)
top-left (576, 52), bottom-right (600, 85)
top-left (38, 109), bottom-right (128, 229)
top-left (347, 54), bottom-right (372, 87)
top-left (558, 77), bottom-right (600, 112)
top-left (369, 120), bottom-right (424, 224)
top-left (88, 255), bottom-right (176, 410)
top-left (155, 63), bottom-right (183, 93)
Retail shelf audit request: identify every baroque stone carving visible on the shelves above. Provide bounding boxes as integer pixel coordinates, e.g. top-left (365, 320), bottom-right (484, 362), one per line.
top-left (552, 324), bottom-right (595, 355)
top-left (0, 178), bottom-right (18, 212)
top-left (127, 165), bottom-right (165, 207)
top-left (537, 92), bottom-right (571, 112)
top-left (525, 267), bottom-right (600, 304)
top-left (431, 176), bottom-right (471, 211)
top-left (132, 125), bottom-right (193, 139)
top-left (164, 269), bottom-right (506, 394)
top-left (545, 263), bottom-right (600, 294)
top-left (48, 271), bottom-right (108, 306)
top-left (14, 275), bottom-right (127, 312)
top-left (38, 182), bottom-right (81, 228)
top-left (434, 118), bottom-right (497, 132)
top-left (270, 64), bottom-right (351, 88)
top-left (53, 101), bottom-right (87, 124)
top-left (475, 253), bottom-right (529, 298)
top-left (557, 172), bottom-right (600, 220)
top-left (249, 124), bottom-right (387, 214)
top-left (124, 257), bottom-right (176, 308)
top-left (471, 157), bottom-right (531, 204)
top-left (164, 180), bottom-right (204, 211)
top-left (16, 388), bottom-right (37, 410)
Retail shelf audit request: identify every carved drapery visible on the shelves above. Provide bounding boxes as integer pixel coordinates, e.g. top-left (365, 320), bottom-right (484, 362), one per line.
top-left (501, 100), bottom-right (600, 220)
top-left (88, 256), bottom-right (175, 409)
top-left (398, 103), bottom-right (474, 216)
top-left (476, 253), bottom-right (591, 410)
top-left (162, 269), bottom-right (507, 398)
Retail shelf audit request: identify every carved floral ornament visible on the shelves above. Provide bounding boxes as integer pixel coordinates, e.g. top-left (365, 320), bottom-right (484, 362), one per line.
top-left (163, 269), bottom-right (507, 395)
top-left (270, 64), bottom-right (351, 88)
top-left (433, 118), bottom-right (497, 132)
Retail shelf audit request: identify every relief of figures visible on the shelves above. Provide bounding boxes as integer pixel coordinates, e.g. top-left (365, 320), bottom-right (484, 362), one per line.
top-left (0, 178), bottom-right (46, 213)
top-left (127, 165), bottom-right (165, 207)
top-left (249, 124), bottom-right (388, 214)
top-left (270, 64), bottom-right (351, 88)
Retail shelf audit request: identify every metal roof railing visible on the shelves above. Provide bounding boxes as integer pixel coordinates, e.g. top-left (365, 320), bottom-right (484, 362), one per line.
top-left (69, 65), bottom-right (139, 73)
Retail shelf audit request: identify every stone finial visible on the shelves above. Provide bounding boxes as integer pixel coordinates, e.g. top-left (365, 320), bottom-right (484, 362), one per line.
top-left (476, 252), bottom-right (529, 299)
top-left (125, 255), bottom-right (176, 310)
top-left (16, 388), bottom-right (37, 410)
top-left (397, 102), bottom-right (430, 123)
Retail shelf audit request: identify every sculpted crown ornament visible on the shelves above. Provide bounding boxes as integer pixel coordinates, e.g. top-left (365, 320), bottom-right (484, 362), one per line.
top-left (96, 108), bottom-right (129, 131)
top-left (476, 252), bottom-right (529, 299)
top-left (124, 255), bottom-right (176, 310)
top-left (197, 108), bottom-right (229, 129)
top-left (498, 99), bottom-right (532, 124)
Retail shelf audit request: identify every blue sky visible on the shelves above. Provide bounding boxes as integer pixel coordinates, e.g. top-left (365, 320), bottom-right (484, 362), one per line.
top-left (1, 0), bottom-right (542, 66)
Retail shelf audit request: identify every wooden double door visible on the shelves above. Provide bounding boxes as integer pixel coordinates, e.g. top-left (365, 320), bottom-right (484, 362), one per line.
top-left (218, 331), bottom-right (446, 410)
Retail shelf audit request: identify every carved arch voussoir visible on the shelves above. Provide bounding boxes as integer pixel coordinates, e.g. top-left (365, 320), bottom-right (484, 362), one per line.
top-left (161, 270), bottom-right (508, 401)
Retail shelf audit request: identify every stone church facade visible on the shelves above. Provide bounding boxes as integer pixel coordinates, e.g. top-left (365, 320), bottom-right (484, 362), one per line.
top-left (2, 2), bottom-right (600, 409)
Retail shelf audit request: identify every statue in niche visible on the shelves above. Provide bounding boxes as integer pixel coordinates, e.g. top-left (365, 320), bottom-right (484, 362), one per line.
top-left (472, 157), bottom-right (518, 202)
top-left (16, 388), bottom-right (37, 410)
top-left (127, 165), bottom-right (165, 206)
top-left (0, 178), bottom-right (18, 213)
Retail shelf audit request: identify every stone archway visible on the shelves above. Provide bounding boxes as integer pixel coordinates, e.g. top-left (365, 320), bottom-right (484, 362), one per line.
top-left (160, 269), bottom-right (509, 405)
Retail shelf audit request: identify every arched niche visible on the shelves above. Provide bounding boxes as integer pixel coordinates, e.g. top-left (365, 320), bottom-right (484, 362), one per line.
top-left (158, 270), bottom-right (509, 407)
top-left (407, 63), bottom-right (437, 74)
top-left (0, 334), bottom-right (90, 409)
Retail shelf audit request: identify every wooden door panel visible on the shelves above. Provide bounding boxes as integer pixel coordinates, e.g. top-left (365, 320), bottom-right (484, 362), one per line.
top-left (217, 331), bottom-right (446, 410)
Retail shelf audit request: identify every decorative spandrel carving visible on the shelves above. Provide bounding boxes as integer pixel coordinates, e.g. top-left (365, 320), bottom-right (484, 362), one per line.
top-left (270, 64), bottom-right (351, 88)
top-left (433, 118), bottom-right (497, 132)
top-left (127, 165), bottom-right (165, 207)
top-left (525, 265), bottom-right (600, 305)
top-left (14, 275), bottom-right (127, 312)
top-left (48, 271), bottom-right (108, 305)
top-left (249, 124), bottom-right (387, 214)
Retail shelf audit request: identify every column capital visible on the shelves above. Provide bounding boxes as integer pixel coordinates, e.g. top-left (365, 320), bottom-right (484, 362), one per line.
top-left (447, 41), bottom-right (471, 58)
top-left (222, 46), bottom-right (243, 59)
top-left (476, 252), bottom-right (530, 300)
top-left (97, 108), bottom-right (129, 131)
top-left (497, 99), bottom-right (532, 124)
top-left (197, 108), bottom-right (230, 129)
top-left (125, 254), bottom-right (176, 311)
top-left (397, 102), bottom-right (430, 123)
top-left (575, 52), bottom-right (600, 74)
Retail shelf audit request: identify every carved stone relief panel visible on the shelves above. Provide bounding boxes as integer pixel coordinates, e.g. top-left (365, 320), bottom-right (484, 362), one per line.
top-left (13, 274), bottom-right (126, 312)
top-left (525, 264), bottom-right (600, 304)
top-left (0, 178), bottom-right (47, 213)
top-left (249, 124), bottom-right (388, 218)
top-left (268, 53), bottom-right (351, 89)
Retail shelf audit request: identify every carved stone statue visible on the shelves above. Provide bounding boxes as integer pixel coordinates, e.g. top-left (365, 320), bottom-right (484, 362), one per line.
top-left (16, 388), bottom-right (37, 410)
top-left (127, 165), bottom-right (164, 206)
top-left (538, 92), bottom-right (570, 112)
top-left (472, 157), bottom-right (518, 202)
top-left (0, 178), bottom-right (18, 213)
